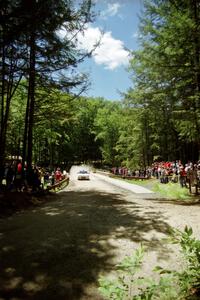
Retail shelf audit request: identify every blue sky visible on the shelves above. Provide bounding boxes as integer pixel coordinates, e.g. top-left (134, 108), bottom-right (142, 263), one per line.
top-left (78, 0), bottom-right (144, 101)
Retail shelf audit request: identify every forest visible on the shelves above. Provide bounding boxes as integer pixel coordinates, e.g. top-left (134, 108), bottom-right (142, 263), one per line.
top-left (0, 0), bottom-right (200, 179)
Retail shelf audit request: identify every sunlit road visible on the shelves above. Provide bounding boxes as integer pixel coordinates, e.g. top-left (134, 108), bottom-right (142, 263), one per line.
top-left (0, 166), bottom-right (200, 299)
top-left (68, 165), bottom-right (154, 195)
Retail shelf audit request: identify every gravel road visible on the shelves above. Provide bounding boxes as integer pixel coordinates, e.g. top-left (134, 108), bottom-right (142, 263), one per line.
top-left (0, 165), bottom-right (199, 299)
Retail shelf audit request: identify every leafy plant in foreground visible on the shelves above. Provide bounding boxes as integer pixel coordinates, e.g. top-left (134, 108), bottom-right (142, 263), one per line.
top-left (98, 226), bottom-right (200, 299)
top-left (99, 246), bottom-right (145, 300)
top-left (169, 226), bottom-right (200, 299)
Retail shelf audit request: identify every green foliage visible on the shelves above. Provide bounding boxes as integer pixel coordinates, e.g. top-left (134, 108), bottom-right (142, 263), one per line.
top-left (3, 0), bottom-right (200, 168)
top-left (1, 0), bottom-right (95, 167)
top-left (99, 246), bottom-right (145, 300)
top-left (115, 107), bottom-right (146, 169)
top-left (169, 226), bottom-right (200, 298)
top-left (94, 102), bottom-right (122, 166)
top-left (152, 182), bottom-right (190, 200)
top-left (99, 226), bottom-right (200, 300)
top-left (125, 0), bottom-right (200, 163)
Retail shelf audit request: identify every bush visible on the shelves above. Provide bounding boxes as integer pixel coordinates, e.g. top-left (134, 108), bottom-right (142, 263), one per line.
top-left (98, 226), bottom-right (200, 300)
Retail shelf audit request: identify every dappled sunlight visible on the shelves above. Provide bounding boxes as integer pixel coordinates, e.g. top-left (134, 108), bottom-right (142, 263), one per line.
top-left (23, 281), bottom-right (44, 293)
top-left (39, 206), bottom-right (66, 216)
top-left (0, 189), bottom-right (172, 299)
top-left (0, 269), bottom-right (50, 298)
top-left (22, 273), bottom-right (50, 294)
top-left (2, 245), bottom-right (15, 253)
top-left (3, 276), bottom-right (23, 290)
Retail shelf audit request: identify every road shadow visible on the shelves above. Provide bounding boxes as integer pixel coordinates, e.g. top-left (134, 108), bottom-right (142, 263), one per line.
top-left (0, 189), bottom-right (172, 299)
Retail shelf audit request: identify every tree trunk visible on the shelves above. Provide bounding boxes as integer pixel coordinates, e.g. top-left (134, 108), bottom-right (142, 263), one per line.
top-left (22, 85), bottom-right (30, 168)
top-left (0, 40), bottom-right (20, 179)
top-left (27, 31), bottom-right (36, 171)
top-left (0, 34), bottom-right (6, 179)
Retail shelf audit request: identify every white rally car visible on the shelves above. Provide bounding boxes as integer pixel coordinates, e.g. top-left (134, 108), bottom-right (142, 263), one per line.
top-left (77, 170), bottom-right (90, 180)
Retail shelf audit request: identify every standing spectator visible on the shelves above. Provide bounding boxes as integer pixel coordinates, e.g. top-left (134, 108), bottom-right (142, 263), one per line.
top-left (38, 167), bottom-right (44, 189)
top-left (187, 164), bottom-right (197, 193)
top-left (163, 168), bottom-right (169, 184)
top-left (197, 164), bottom-right (200, 188)
top-left (63, 169), bottom-right (68, 179)
top-left (32, 166), bottom-right (41, 192)
top-left (17, 160), bottom-right (22, 173)
top-left (55, 168), bottom-right (62, 183)
top-left (51, 171), bottom-right (55, 185)
top-left (44, 171), bottom-right (50, 187)
top-left (179, 166), bottom-right (187, 187)
top-left (0, 165), bottom-right (5, 187)
top-left (171, 169), bottom-right (178, 183)
top-left (22, 162), bottom-right (28, 191)
top-left (14, 160), bottom-right (23, 191)
top-left (193, 164), bottom-right (198, 194)
top-left (6, 163), bottom-right (15, 190)
top-left (135, 169), bottom-right (139, 177)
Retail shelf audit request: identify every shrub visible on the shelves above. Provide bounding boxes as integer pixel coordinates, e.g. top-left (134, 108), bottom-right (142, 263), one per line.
top-left (98, 226), bottom-right (200, 300)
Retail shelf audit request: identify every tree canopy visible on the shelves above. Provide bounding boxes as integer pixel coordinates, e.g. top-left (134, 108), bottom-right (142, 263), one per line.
top-left (1, 0), bottom-right (199, 175)
top-left (0, 0), bottom-right (94, 175)
top-left (121, 0), bottom-right (200, 166)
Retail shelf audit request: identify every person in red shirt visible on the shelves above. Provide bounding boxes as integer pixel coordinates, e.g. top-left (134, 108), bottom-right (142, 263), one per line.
top-left (179, 166), bottom-right (186, 187)
top-left (15, 160), bottom-right (22, 191)
top-left (55, 168), bottom-right (62, 183)
top-left (17, 161), bottom-right (22, 173)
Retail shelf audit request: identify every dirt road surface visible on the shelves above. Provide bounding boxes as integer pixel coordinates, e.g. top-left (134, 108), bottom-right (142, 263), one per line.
top-left (0, 165), bottom-right (200, 299)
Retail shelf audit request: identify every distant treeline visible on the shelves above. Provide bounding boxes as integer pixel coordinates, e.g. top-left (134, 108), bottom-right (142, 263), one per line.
top-left (1, 0), bottom-right (199, 177)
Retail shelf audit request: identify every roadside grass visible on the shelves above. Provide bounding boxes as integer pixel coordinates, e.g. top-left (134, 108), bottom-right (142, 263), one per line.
top-left (152, 181), bottom-right (191, 200)
top-left (108, 173), bottom-right (198, 201)
top-left (123, 178), bottom-right (155, 187)
top-left (122, 177), bottom-right (194, 200)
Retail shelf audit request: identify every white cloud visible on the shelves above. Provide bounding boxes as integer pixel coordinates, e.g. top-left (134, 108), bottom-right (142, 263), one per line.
top-left (101, 3), bottom-right (121, 19)
top-left (77, 25), bottom-right (130, 70)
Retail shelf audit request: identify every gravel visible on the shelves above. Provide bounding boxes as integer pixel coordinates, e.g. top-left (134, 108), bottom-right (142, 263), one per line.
top-left (0, 165), bottom-right (199, 299)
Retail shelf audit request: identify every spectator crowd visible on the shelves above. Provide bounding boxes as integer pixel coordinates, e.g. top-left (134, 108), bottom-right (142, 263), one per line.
top-left (111, 160), bottom-right (200, 193)
top-left (0, 160), bottom-right (69, 193)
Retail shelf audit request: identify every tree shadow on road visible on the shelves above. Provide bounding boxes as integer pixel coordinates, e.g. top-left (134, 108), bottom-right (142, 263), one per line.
top-left (0, 189), bottom-right (172, 299)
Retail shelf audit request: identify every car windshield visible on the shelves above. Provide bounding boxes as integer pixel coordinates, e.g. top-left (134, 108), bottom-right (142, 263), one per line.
top-left (78, 170), bottom-right (88, 174)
